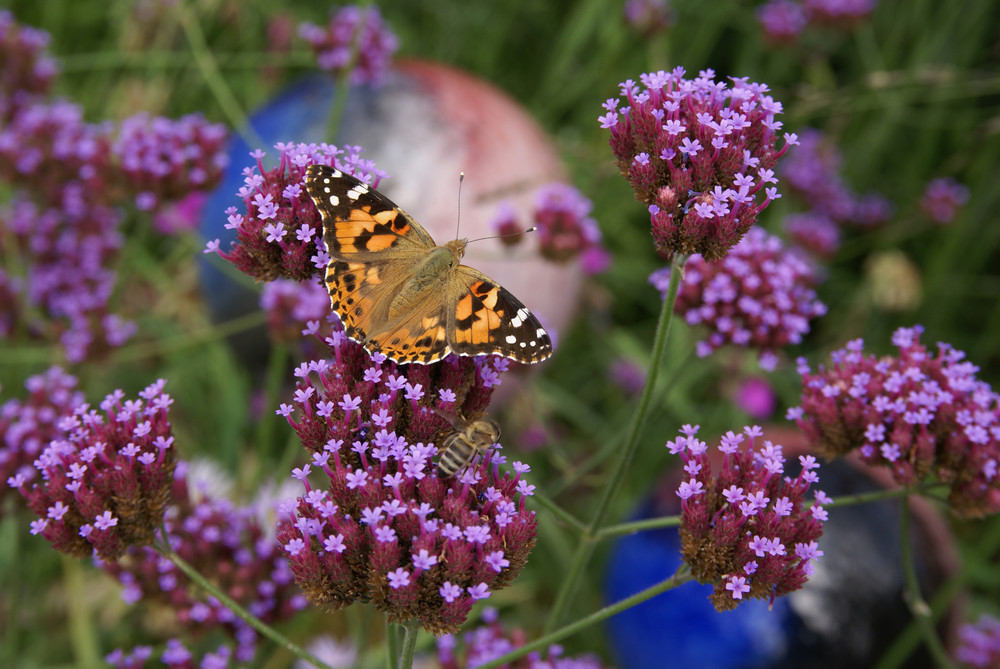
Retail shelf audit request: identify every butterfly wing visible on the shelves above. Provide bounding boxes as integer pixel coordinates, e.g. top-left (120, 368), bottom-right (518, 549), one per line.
top-left (305, 164), bottom-right (436, 261)
top-left (306, 164), bottom-right (438, 347)
top-left (447, 265), bottom-right (553, 364)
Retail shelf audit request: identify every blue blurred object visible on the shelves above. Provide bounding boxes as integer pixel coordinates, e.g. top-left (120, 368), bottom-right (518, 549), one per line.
top-left (603, 459), bottom-right (953, 669)
top-left (198, 74), bottom-right (335, 364)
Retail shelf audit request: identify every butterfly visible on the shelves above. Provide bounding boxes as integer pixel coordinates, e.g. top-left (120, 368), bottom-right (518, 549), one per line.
top-left (304, 164), bottom-right (553, 365)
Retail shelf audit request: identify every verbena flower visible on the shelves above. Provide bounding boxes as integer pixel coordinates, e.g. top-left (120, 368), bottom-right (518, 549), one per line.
top-left (437, 607), bottom-right (610, 668)
top-left (261, 277), bottom-right (332, 344)
top-left (601, 67), bottom-right (797, 260)
top-left (490, 183), bottom-right (607, 274)
top-left (780, 128), bottom-right (892, 226)
top-left (0, 9), bottom-right (57, 121)
top-left (756, 0), bottom-right (808, 44)
top-left (0, 196), bottom-right (131, 362)
top-left (623, 0), bottom-right (674, 36)
top-left (956, 614), bottom-right (1000, 668)
top-left (110, 112), bottom-right (228, 212)
top-left (787, 325), bottom-right (1000, 517)
top-left (654, 227), bottom-right (827, 371)
top-left (735, 377), bottom-right (777, 420)
top-left (783, 211), bottom-right (840, 259)
top-left (667, 425), bottom-right (826, 611)
top-left (12, 378), bottom-right (177, 561)
top-left (1, 366), bottom-right (83, 515)
top-left (107, 639), bottom-right (236, 669)
top-left (920, 177), bottom-right (970, 224)
top-left (298, 5), bottom-right (399, 86)
top-left (205, 142), bottom-right (386, 283)
top-left (100, 461), bottom-right (306, 663)
top-left (275, 321), bottom-right (537, 634)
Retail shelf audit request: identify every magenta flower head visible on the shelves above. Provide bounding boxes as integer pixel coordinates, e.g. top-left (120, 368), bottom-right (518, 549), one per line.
top-left (0, 10), bottom-right (58, 121)
top-left (101, 462), bottom-right (306, 662)
top-left (13, 378), bottom-right (177, 561)
top-left (783, 211), bottom-right (840, 260)
top-left (667, 425), bottom-right (826, 611)
top-left (756, 0), bottom-right (808, 45)
top-left (490, 183), bottom-right (608, 274)
top-left (654, 227), bottom-right (827, 370)
top-left (298, 5), bottom-right (399, 86)
top-left (275, 321), bottom-right (537, 634)
top-left (623, 0), bottom-right (675, 36)
top-left (260, 278), bottom-right (331, 344)
top-left (205, 142), bottom-right (387, 283)
top-left (920, 177), bottom-right (970, 225)
top-left (956, 614), bottom-right (1000, 668)
top-left (1, 366), bottom-right (83, 516)
top-left (600, 67), bottom-right (797, 260)
top-left (110, 112), bottom-right (228, 212)
top-left (437, 607), bottom-right (610, 668)
top-left (788, 326), bottom-right (1000, 518)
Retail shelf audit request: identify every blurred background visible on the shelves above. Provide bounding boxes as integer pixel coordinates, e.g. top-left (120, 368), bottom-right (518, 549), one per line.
top-left (1, 0), bottom-right (998, 667)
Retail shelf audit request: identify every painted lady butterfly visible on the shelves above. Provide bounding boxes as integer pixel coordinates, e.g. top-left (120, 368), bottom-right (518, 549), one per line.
top-left (305, 164), bottom-right (553, 365)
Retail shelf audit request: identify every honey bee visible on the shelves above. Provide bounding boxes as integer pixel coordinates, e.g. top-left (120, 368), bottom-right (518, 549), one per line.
top-left (435, 414), bottom-right (501, 479)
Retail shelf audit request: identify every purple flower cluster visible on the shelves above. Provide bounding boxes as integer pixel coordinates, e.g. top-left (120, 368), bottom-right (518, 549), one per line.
top-left (101, 462), bottom-right (306, 662)
top-left (298, 5), bottom-right (399, 86)
top-left (0, 196), bottom-right (131, 363)
top-left (600, 67), bottom-right (797, 260)
top-left (0, 9), bottom-right (57, 121)
top-left (655, 227), bottom-right (827, 370)
top-left (275, 321), bottom-right (537, 634)
top-left (110, 112), bottom-right (229, 211)
top-left (920, 177), bottom-right (970, 225)
top-left (11, 378), bottom-right (177, 560)
top-left (205, 142), bottom-right (386, 283)
top-left (755, 0), bottom-right (808, 44)
top-left (956, 614), bottom-right (1000, 668)
top-left (492, 182), bottom-right (608, 274)
top-left (623, 0), bottom-right (674, 36)
top-left (668, 425), bottom-right (827, 610)
top-left (437, 607), bottom-right (610, 668)
top-left (107, 639), bottom-right (235, 669)
top-left (260, 277), bottom-right (332, 344)
top-left (787, 326), bottom-right (1000, 517)
top-left (756, 0), bottom-right (875, 43)
top-left (0, 15), bottom-right (228, 362)
top-left (1, 366), bottom-right (83, 515)
top-left (780, 128), bottom-right (892, 227)
top-left (783, 211), bottom-right (840, 259)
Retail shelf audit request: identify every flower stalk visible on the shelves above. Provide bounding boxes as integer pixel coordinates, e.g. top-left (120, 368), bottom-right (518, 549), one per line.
top-left (546, 252), bottom-right (686, 631)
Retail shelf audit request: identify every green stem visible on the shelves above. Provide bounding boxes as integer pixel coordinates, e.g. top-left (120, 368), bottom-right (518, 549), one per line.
top-left (545, 253), bottom-right (686, 632)
top-left (899, 491), bottom-right (956, 669)
top-left (598, 513), bottom-right (681, 539)
top-left (397, 620), bottom-right (420, 669)
top-left (174, 0), bottom-right (263, 149)
top-left (62, 557), bottom-right (100, 668)
top-left (323, 0), bottom-right (372, 141)
top-left (479, 567), bottom-right (693, 669)
top-left (158, 540), bottom-right (333, 669)
top-left (386, 618), bottom-right (400, 669)
top-left (827, 481), bottom-right (945, 509)
top-left (531, 491), bottom-right (586, 534)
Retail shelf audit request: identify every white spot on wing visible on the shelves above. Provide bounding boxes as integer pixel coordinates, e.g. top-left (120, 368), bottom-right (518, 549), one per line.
top-left (505, 335), bottom-right (517, 344)
top-left (328, 195), bottom-right (340, 206)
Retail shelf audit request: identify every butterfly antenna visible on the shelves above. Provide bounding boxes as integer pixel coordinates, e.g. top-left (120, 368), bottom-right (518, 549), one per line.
top-left (466, 226), bottom-right (538, 245)
top-left (455, 172), bottom-right (465, 239)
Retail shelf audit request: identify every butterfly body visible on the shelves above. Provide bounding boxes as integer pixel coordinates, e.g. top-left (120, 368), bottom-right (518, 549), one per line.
top-left (436, 415), bottom-right (501, 479)
top-left (305, 164), bottom-right (553, 365)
